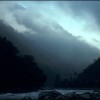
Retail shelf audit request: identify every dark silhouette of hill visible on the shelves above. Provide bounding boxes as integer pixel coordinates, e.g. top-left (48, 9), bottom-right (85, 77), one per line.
top-left (0, 19), bottom-right (100, 88)
top-left (74, 58), bottom-right (100, 88)
top-left (0, 36), bottom-right (46, 93)
top-left (0, 20), bottom-right (55, 87)
top-left (54, 58), bottom-right (100, 89)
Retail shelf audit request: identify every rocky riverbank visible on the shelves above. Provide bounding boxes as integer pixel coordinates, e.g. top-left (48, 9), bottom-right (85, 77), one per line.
top-left (21, 90), bottom-right (100, 100)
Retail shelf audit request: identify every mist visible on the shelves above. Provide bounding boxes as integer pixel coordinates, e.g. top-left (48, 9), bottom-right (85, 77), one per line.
top-left (0, 1), bottom-right (100, 86)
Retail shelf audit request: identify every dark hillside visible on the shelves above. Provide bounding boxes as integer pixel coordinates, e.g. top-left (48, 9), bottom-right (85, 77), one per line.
top-left (75, 58), bottom-right (100, 88)
top-left (0, 35), bottom-right (46, 93)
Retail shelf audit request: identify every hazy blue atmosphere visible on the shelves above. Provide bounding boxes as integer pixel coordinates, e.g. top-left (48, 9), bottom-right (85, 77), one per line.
top-left (0, 1), bottom-right (100, 74)
top-left (0, 1), bottom-right (100, 88)
top-left (1, 1), bottom-right (100, 100)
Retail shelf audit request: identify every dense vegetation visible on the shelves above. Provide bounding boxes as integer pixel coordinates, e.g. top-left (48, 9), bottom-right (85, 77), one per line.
top-left (75, 58), bottom-right (100, 88)
top-left (0, 19), bottom-right (100, 92)
top-left (0, 36), bottom-right (46, 93)
top-left (54, 58), bottom-right (100, 89)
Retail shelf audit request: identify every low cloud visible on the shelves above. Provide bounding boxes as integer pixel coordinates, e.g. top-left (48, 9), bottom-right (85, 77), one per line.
top-left (0, 1), bottom-right (32, 33)
top-left (0, 1), bottom-right (100, 78)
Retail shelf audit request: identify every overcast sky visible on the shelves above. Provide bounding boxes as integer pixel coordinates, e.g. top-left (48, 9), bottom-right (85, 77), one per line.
top-left (0, 1), bottom-right (100, 77)
top-left (1, 1), bottom-right (100, 49)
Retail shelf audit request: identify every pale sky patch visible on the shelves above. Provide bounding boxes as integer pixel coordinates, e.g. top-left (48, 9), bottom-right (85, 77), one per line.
top-left (17, 1), bottom-right (100, 49)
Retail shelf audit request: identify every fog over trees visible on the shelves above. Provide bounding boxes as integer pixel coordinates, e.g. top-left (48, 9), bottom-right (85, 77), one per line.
top-left (0, 18), bottom-right (100, 87)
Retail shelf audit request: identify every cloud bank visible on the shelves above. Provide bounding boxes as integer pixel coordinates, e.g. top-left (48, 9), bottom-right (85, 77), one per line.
top-left (0, 1), bottom-right (100, 79)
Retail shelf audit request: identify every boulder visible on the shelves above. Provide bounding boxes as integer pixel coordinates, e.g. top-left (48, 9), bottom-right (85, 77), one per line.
top-left (92, 90), bottom-right (100, 100)
top-left (38, 90), bottom-right (100, 100)
top-left (22, 97), bottom-right (31, 100)
top-left (38, 90), bottom-right (62, 100)
top-left (63, 92), bottom-right (87, 100)
top-left (81, 92), bottom-right (91, 100)
top-left (55, 95), bottom-right (68, 100)
top-left (22, 96), bottom-right (35, 100)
